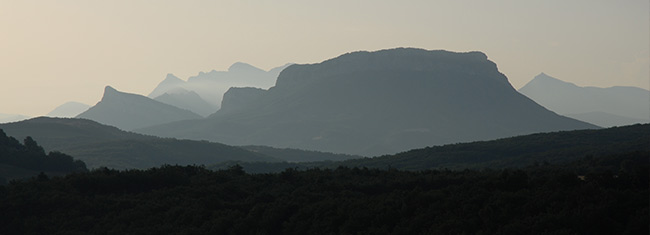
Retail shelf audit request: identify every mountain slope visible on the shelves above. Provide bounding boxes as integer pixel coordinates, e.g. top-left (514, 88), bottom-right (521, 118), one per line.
top-left (47, 101), bottom-right (90, 117)
top-left (139, 48), bottom-right (597, 156)
top-left (154, 88), bottom-right (217, 117)
top-left (77, 86), bottom-right (202, 130)
top-left (519, 73), bottom-right (650, 127)
top-left (0, 117), bottom-right (276, 169)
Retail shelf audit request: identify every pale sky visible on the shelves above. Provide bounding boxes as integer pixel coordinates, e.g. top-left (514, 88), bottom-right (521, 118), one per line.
top-left (1, 0), bottom-right (648, 116)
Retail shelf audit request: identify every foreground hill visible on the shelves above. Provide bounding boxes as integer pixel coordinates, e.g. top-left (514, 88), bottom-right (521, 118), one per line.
top-left (77, 86), bottom-right (202, 130)
top-left (519, 73), bottom-right (650, 127)
top-left (139, 48), bottom-right (597, 156)
top-left (0, 117), bottom-right (275, 169)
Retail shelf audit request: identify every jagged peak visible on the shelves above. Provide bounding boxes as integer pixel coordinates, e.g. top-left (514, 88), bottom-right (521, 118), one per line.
top-left (104, 85), bottom-right (118, 94)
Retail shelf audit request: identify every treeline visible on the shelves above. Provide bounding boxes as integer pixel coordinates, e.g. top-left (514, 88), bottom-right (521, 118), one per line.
top-left (0, 129), bottom-right (87, 174)
top-left (0, 152), bottom-right (647, 234)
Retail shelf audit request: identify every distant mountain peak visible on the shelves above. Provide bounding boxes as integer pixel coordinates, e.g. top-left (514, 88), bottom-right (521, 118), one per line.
top-left (525, 73), bottom-right (579, 89)
top-left (103, 86), bottom-right (120, 98)
top-left (164, 73), bottom-right (183, 82)
top-left (228, 62), bottom-right (265, 73)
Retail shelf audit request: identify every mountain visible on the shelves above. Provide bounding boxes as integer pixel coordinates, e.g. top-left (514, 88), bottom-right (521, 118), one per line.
top-left (77, 86), bottom-right (202, 130)
top-left (0, 113), bottom-right (29, 124)
top-left (138, 48), bottom-right (597, 156)
top-left (47, 101), bottom-right (90, 117)
top-left (153, 88), bottom-right (218, 117)
top-left (148, 73), bottom-right (186, 99)
top-left (518, 73), bottom-right (650, 127)
top-left (216, 87), bottom-right (266, 115)
top-left (0, 117), bottom-right (277, 169)
top-left (147, 63), bottom-right (291, 109)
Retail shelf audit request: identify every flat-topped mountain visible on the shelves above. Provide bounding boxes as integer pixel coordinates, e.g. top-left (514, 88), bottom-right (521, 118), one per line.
top-left (0, 117), bottom-right (276, 169)
top-left (138, 48), bottom-right (597, 156)
top-left (77, 86), bottom-right (202, 131)
top-left (519, 73), bottom-right (650, 127)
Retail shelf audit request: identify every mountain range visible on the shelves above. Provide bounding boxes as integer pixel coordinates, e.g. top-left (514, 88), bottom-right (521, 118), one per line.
top-left (519, 73), bottom-right (650, 127)
top-left (137, 48), bottom-right (597, 156)
top-left (148, 62), bottom-right (292, 115)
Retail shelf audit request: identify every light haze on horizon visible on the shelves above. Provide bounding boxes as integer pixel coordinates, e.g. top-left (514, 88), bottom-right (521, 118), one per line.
top-left (1, 0), bottom-right (648, 116)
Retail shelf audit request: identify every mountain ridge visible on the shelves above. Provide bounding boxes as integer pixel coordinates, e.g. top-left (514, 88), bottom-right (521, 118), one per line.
top-left (519, 73), bottom-right (650, 127)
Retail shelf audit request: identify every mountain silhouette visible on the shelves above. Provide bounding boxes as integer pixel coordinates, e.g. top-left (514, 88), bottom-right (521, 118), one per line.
top-left (519, 73), bottom-right (650, 127)
top-left (138, 48), bottom-right (597, 156)
top-left (47, 101), bottom-right (90, 118)
top-left (153, 88), bottom-right (218, 117)
top-left (148, 73), bottom-right (185, 99)
top-left (77, 86), bottom-right (202, 130)
top-left (148, 63), bottom-right (292, 111)
top-left (0, 117), bottom-right (276, 169)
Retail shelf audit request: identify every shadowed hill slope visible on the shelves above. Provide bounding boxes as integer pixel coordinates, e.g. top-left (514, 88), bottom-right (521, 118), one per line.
top-left (0, 117), bottom-right (276, 169)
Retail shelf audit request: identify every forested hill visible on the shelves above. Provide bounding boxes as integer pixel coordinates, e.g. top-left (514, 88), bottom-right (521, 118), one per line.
top-left (0, 117), bottom-right (276, 169)
top-left (211, 124), bottom-right (650, 173)
top-left (0, 129), bottom-right (87, 182)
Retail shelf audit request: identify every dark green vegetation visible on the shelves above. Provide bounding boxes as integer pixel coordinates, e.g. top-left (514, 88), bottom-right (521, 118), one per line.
top-left (1, 152), bottom-right (646, 234)
top-left (0, 117), bottom-right (276, 169)
top-left (212, 124), bottom-right (650, 173)
top-left (0, 129), bottom-right (86, 182)
top-left (139, 48), bottom-right (597, 156)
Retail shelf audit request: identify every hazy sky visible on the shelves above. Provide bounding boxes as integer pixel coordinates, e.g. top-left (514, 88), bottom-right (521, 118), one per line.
top-left (1, 0), bottom-right (648, 116)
